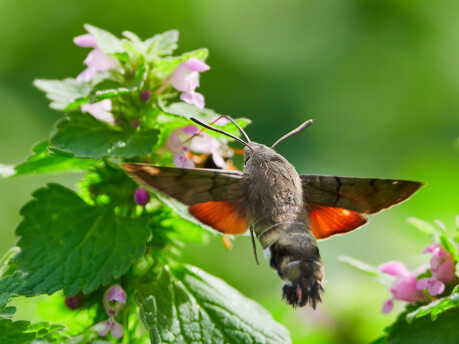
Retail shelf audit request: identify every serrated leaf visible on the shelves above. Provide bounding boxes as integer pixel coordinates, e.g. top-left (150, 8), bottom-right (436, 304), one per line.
top-left (10, 140), bottom-right (98, 177)
top-left (0, 272), bottom-right (25, 317)
top-left (15, 183), bottom-right (151, 296)
top-left (34, 78), bottom-right (93, 111)
top-left (51, 112), bottom-right (159, 159)
top-left (406, 290), bottom-right (459, 321)
top-left (387, 307), bottom-right (459, 344)
top-left (136, 265), bottom-right (291, 344)
top-left (145, 30), bottom-right (179, 56)
top-left (0, 318), bottom-right (67, 344)
top-left (84, 24), bottom-right (124, 54)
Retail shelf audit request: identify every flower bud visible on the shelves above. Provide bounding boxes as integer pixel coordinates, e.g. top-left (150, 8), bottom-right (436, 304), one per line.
top-left (140, 90), bottom-right (151, 102)
top-left (134, 188), bottom-right (150, 206)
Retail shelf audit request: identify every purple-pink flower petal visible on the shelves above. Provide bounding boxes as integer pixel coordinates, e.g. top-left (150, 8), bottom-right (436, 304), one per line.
top-left (74, 34), bottom-right (97, 48)
top-left (83, 48), bottom-right (119, 72)
top-left (173, 154), bottom-right (195, 168)
top-left (96, 318), bottom-right (123, 338)
top-left (428, 279), bottom-right (445, 295)
top-left (110, 320), bottom-right (123, 338)
top-left (433, 254), bottom-right (455, 282)
top-left (180, 91), bottom-right (205, 109)
top-left (416, 277), bottom-right (430, 290)
top-left (423, 243), bottom-right (445, 257)
top-left (96, 320), bottom-right (110, 336)
top-left (170, 58), bottom-right (209, 108)
top-left (105, 285), bottom-right (126, 304)
top-left (182, 58), bottom-right (210, 72)
top-left (182, 125), bottom-right (200, 135)
top-left (390, 274), bottom-right (426, 302)
top-left (424, 243), bottom-right (455, 283)
top-left (212, 116), bottom-right (230, 126)
top-left (81, 99), bottom-right (114, 124)
top-left (212, 151), bottom-right (226, 168)
top-left (381, 299), bottom-right (394, 314)
top-left (379, 261), bottom-right (411, 277)
top-left (417, 277), bottom-right (445, 296)
top-left (103, 285), bottom-right (126, 316)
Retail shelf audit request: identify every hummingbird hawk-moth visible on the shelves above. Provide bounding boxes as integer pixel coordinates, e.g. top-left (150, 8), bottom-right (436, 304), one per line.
top-left (123, 117), bottom-right (422, 308)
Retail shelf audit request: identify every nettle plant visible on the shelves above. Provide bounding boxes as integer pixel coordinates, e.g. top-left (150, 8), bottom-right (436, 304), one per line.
top-left (341, 218), bottom-right (459, 343)
top-left (0, 25), bottom-right (289, 344)
top-left (0, 25), bottom-right (458, 344)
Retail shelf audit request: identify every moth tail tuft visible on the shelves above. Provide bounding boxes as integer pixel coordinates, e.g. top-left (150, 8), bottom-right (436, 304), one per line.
top-left (282, 278), bottom-right (324, 309)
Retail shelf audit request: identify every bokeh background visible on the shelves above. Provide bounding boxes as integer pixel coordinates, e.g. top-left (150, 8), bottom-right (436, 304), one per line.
top-left (1, 1), bottom-right (458, 343)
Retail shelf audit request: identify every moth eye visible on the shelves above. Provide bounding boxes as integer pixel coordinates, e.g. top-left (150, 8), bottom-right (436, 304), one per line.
top-left (244, 156), bottom-right (250, 164)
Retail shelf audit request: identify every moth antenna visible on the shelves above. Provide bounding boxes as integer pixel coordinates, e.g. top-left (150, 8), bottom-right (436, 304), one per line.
top-left (271, 119), bottom-right (313, 149)
top-left (250, 227), bottom-right (259, 265)
top-left (190, 117), bottom-right (253, 150)
top-left (224, 116), bottom-right (251, 142)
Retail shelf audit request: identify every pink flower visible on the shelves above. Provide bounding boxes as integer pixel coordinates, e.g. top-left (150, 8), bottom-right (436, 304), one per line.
top-left (416, 243), bottom-right (455, 296)
top-left (74, 33), bottom-right (119, 82)
top-left (96, 285), bottom-right (126, 338)
top-left (416, 277), bottom-right (445, 295)
top-left (96, 318), bottom-right (123, 338)
top-left (189, 131), bottom-right (225, 168)
top-left (423, 243), bottom-right (455, 283)
top-left (166, 125), bottom-right (226, 168)
top-left (170, 58), bottom-right (210, 109)
top-left (103, 284), bottom-right (126, 316)
top-left (379, 261), bottom-right (427, 313)
top-left (81, 99), bottom-right (115, 124)
top-left (167, 125), bottom-right (198, 168)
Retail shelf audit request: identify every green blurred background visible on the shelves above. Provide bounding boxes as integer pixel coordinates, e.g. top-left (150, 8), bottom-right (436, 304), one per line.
top-left (1, 0), bottom-right (458, 343)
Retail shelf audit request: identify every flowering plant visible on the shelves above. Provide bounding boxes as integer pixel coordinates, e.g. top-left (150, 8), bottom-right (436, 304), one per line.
top-left (0, 25), bottom-right (290, 343)
top-left (341, 218), bottom-right (459, 343)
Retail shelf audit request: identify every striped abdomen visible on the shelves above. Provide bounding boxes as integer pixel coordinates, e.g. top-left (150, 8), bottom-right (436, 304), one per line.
top-left (254, 219), bottom-right (324, 308)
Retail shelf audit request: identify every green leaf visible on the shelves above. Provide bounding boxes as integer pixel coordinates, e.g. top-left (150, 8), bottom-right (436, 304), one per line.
top-left (9, 140), bottom-right (99, 177)
top-left (0, 272), bottom-right (25, 317)
top-left (145, 30), bottom-right (179, 56)
top-left (51, 112), bottom-right (159, 159)
top-left (15, 183), bottom-right (151, 296)
top-left (386, 307), bottom-right (459, 344)
top-left (338, 256), bottom-right (382, 277)
top-left (0, 318), bottom-right (67, 344)
top-left (370, 337), bottom-right (387, 344)
top-left (84, 24), bottom-right (124, 54)
top-left (407, 217), bottom-right (440, 237)
top-left (34, 78), bottom-right (93, 111)
top-left (136, 265), bottom-right (291, 344)
top-left (406, 290), bottom-right (459, 321)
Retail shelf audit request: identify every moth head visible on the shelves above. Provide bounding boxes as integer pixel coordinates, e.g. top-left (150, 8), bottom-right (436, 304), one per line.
top-left (243, 143), bottom-right (271, 164)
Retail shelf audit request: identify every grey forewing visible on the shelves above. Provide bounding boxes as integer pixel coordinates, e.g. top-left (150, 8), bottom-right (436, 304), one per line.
top-left (300, 175), bottom-right (423, 214)
top-left (123, 164), bottom-right (246, 205)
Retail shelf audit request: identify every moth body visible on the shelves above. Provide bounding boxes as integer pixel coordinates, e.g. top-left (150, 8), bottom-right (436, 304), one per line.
top-left (123, 117), bottom-right (422, 309)
top-left (243, 143), bottom-right (324, 307)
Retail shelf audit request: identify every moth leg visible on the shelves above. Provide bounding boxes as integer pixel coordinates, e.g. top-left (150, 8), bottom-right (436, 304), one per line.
top-left (250, 226), bottom-right (260, 265)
